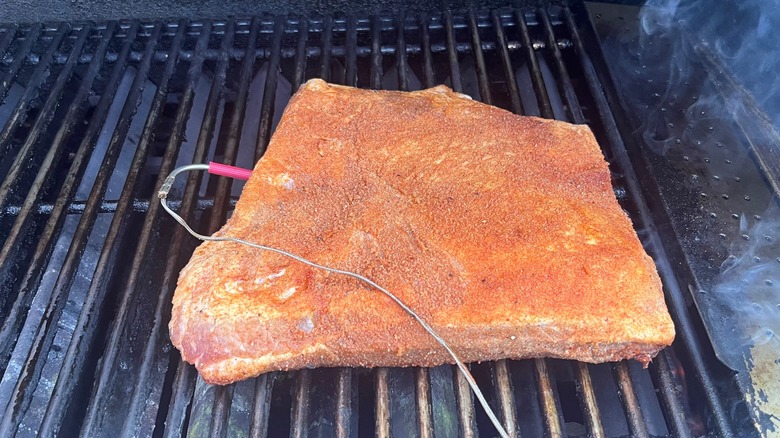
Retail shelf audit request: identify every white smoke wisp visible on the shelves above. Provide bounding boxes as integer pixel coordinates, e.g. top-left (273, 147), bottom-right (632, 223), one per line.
top-left (599, 1), bottom-right (780, 431)
top-left (644, 0), bottom-right (780, 125)
top-left (713, 203), bottom-right (779, 354)
top-left (602, 0), bottom-right (780, 155)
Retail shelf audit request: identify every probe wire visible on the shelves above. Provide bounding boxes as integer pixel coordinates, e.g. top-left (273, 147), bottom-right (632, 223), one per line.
top-left (159, 163), bottom-right (510, 438)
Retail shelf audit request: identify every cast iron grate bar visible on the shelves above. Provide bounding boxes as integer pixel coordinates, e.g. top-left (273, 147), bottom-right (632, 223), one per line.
top-left (345, 16), bottom-right (358, 88)
top-left (0, 25), bottom-right (42, 103)
top-left (293, 19), bottom-right (308, 90)
top-left (250, 373), bottom-right (274, 437)
top-left (614, 362), bottom-right (650, 438)
top-left (539, 10), bottom-right (584, 124)
top-left (320, 16), bottom-right (333, 82)
top-left (516, 9), bottom-right (553, 119)
top-left (254, 17), bottom-right (283, 161)
top-left (290, 369), bottom-right (312, 438)
top-left (416, 368), bottom-right (434, 438)
top-left (419, 14), bottom-right (435, 90)
top-left (444, 17), bottom-right (483, 437)
top-left (534, 358), bottom-right (565, 436)
top-left (163, 361), bottom-right (198, 438)
top-left (328, 20), bottom-right (355, 434)
top-left (366, 20), bottom-right (392, 438)
top-left (370, 16), bottom-right (382, 90)
top-left (493, 360), bottom-right (519, 437)
top-left (574, 362), bottom-right (606, 438)
top-left (243, 18), bottom-right (290, 438)
top-left (406, 22), bottom-right (434, 435)
top-left (468, 9), bottom-right (492, 104)
top-left (652, 351), bottom-right (695, 438)
top-left (455, 367), bottom-right (478, 437)
top-left (374, 368), bottom-right (391, 438)
top-left (444, 12), bottom-right (462, 93)
top-left (209, 385), bottom-right (234, 438)
top-left (0, 6), bottom-right (750, 437)
top-left (334, 369), bottom-right (353, 437)
top-left (492, 10), bottom-right (523, 115)
top-left (396, 14), bottom-right (409, 92)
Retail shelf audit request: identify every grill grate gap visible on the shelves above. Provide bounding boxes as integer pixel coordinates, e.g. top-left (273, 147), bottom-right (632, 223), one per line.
top-left (356, 370), bottom-right (375, 437)
top-left (556, 377), bottom-right (586, 437)
top-left (265, 373), bottom-right (293, 437)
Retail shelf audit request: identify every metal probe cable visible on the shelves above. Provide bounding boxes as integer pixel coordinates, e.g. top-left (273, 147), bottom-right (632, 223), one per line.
top-left (159, 163), bottom-right (511, 438)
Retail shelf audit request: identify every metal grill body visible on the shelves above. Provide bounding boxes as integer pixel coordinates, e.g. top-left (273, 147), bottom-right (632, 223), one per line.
top-left (0, 5), bottom-right (765, 437)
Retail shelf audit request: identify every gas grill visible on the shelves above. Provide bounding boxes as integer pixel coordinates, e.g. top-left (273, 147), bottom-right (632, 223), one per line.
top-left (0, 1), bottom-right (777, 436)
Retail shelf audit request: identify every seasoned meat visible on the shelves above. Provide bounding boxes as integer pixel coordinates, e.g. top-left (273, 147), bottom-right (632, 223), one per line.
top-left (169, 79), bottom-right (675, 385)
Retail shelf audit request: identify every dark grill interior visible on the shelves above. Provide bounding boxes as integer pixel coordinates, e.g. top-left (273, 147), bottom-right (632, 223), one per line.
top-left (0, 4), bottom-right (759, 437)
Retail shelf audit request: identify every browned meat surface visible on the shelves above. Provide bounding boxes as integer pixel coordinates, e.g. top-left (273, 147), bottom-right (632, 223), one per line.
top-left (169, 79), bottom-right (675, 385)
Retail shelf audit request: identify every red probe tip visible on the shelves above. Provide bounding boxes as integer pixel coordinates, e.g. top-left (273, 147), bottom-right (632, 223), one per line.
top-left (208, 162), bottom-right (253, 181)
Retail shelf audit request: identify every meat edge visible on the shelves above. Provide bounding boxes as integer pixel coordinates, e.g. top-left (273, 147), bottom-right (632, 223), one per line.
top-left (178, 325), bottom-right (672, 385)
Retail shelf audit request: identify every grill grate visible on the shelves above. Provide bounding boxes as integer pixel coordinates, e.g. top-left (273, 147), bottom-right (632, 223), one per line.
top-left (0, 5), bottom-right (754, 437)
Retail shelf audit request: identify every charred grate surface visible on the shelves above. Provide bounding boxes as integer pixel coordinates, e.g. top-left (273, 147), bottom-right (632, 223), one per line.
top-left (0, 6), bottom-right (755, 437)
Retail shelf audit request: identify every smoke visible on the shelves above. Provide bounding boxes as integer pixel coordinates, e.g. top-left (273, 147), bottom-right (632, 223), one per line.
top-left (632, 0), bottom-right (780, 349)
top-left (597, 0), bottom-right (780, 431)
top-left (693, 2), bottom-right (780, 129)
top-left (594, 0), bottom-right (780, 429)
top-left (711, 201), bottom-right (780, 434)
top-left (644, 0), bottom-right (780, 124)
top-left (599, 0), bottom-right (780, 349)
top-left (713, 203), bottom-right (779, 354)
top-left (601, 0), bottom-right (780, 156)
